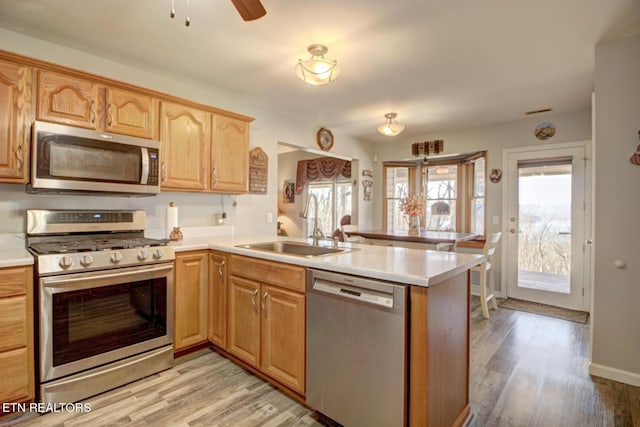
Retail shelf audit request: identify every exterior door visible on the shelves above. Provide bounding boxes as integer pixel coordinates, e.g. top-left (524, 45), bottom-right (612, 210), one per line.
top-left (504, 142), bottom-right (590, 311)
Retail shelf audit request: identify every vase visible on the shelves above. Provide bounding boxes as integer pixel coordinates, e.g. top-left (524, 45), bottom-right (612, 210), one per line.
top-left (408, 215), bottom-right (420, 236)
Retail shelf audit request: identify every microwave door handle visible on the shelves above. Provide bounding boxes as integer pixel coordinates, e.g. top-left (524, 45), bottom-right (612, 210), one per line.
top-left (140, 147), bottom-right (150, 184)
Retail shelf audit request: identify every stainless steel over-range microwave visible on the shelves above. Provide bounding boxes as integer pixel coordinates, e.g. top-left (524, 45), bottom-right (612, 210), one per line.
top-left (29, 121), bottom-right (161, 195)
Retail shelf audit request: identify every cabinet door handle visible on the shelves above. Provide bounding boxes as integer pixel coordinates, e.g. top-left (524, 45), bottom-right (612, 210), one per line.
top-left (15, 139), bottom-right (24, 173)
top-left (211, 167), bottom-right (217, 186)
top-left (251, 289), bottom-right (258, 314)
top-left (107, 103), bottom-right (113, 127)
top-left (261, 292), bottom-right (268, 317)
top-left (161, 162), bottom-right (167, 182)
top-left (218, 260), bottom-right (225, 283)
top-left (89, 100), bottom-right (96, 124)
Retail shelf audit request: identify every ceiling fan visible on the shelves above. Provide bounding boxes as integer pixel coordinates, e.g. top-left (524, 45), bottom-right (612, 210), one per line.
top-left (230, 0), bottom-right (266, 21)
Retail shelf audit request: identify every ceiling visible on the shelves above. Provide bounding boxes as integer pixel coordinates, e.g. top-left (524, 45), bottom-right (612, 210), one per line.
top-left (1, 0), bottom-right (639, 144)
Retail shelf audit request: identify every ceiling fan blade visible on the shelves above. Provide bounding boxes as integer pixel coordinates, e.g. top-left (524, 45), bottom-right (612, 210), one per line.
top-left (230, 0), bottom-right (267, 21)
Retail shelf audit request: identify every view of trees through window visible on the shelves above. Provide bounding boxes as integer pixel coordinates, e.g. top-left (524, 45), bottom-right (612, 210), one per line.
top-left (383, 154), bottom-right (486, 235)
top-left (306, 180), bottom-right (352, 238)
top-left (423, 165), bottom-right (457, 231)
top-left (517, 163), bottom-right (572, 292)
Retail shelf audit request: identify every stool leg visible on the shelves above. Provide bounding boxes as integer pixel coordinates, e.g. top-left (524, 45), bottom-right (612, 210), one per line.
top-left (489, 267), bottom-right (498, 310)
top-left (479, 264), bottom-right (490, 319)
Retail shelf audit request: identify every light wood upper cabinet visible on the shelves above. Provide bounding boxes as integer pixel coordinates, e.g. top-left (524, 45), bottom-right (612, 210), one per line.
top-left (37, 70), bottom-right (101, 130)
top-left (174, 251), bottom-right (209, 351)
top-left (161, 108), bottom-right (250, 194)
top-left (0, 265), bottom-right (34, 404)
top-left (211, 114), bottom-right (249, 193)
top-left (37, 70), bottom-right (160, 139)
top-left (0, 59), bottom-right (32, 183)
top-left (207, 251), bottom-right (228, 349)
top-left (104, 87), bottom-right (159, 139)
top-left (160, 101), bottom-right (211, 191)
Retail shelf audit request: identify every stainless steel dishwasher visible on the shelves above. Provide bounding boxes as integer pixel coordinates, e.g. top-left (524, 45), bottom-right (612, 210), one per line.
top-left (306, 269), bottom-right (407, 427)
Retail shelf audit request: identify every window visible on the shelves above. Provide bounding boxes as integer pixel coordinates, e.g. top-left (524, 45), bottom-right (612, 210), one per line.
top-left (423, 164), bottom-right (458, 232)
top-left (306, 179), bottom-right (352, 237)
top-left (383, 164), bottom-right (416, 231)
top-left (470, 157), bottom-right (485, 235)
top-left (382, 152), bottom-right (486, 235)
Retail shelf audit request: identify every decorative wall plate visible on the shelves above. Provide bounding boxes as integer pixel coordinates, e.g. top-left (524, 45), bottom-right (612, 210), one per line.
top-left (317, 127), bottom-right (334, 151)
top-left (535, 122), bottom-right (556, 140)
top-left (489, 168), bottom-right (502, 183)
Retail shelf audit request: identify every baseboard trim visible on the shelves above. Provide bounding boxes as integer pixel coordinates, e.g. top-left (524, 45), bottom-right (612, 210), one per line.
top-left (589, 362), bottom-right (640, 387)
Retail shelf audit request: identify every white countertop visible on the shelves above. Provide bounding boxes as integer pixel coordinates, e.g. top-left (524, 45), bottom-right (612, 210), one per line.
top-left (171, 234), bottom-right (484, 287)
top-left (0, 229), bottom-right (484, 285)
top-left (0, 234), bottom-right (34, 268)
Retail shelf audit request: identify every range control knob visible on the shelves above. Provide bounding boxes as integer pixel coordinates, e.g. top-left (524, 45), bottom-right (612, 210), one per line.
top-left (59, 256), bottom-right (73, 269)
top-left (80, 255), bottom-right (94, 267)
top-left (137, 250), bottom-right (149, 261)
top-left (110, 251), bottom-right (124, 264)
top-left (152, 249), bottom-right (164, 260)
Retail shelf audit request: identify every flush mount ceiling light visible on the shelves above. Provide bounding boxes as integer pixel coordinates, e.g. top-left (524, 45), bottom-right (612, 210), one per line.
top-left (295, 44), bottom-right (339, 85)
top-left (376, 113), bottom-right (406, 136)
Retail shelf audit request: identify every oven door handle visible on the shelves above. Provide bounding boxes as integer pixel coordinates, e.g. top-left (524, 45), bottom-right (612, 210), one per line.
top-left (41, 263), bottom-right (174, 289)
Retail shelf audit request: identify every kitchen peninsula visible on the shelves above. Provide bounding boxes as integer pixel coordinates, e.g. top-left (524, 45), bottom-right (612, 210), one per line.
top-left (172, 234), bottom-right (483, 427)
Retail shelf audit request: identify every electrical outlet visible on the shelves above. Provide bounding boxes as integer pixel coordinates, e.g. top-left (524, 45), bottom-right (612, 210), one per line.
top-left (266, 212), bottom-right (273, 223)
top-left (492, 216), bottom-right (499, 225)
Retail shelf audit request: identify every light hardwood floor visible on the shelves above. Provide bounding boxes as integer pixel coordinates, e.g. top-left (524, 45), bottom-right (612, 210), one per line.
top-left (4, 298), bottom-right (639, 426)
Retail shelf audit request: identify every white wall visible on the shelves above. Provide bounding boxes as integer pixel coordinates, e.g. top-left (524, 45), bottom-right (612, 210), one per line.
top-left (590, 34), bottom-right (640, 386)
top-left (372, 109), bottom-right (592, 293)
top-left (0, 29), bottom-right (373, 237)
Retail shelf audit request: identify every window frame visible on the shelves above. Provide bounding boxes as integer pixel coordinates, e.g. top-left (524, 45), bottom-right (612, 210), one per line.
top-left (305, 178), bottom-right (352, 237)
top-left (382, 151), bottom-right (487, 235)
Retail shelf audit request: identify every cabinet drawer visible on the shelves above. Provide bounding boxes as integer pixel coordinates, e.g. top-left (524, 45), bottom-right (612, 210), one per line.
top-left (0, 266), bottom-right (30, 297)
top-left (0, 347), bottom-right (32, 402)
top-left (229, 255), bottom-right (305, 293)
top-left (0, 296), bottom-right (28, 352)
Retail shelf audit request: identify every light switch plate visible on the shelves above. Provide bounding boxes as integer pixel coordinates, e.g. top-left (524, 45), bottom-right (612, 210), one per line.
top-left (266, 212), bottom-right (273, 223)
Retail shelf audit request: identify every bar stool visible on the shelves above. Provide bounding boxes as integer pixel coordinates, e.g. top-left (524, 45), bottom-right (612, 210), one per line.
top-left (474, 232), bottom-right (502, 319)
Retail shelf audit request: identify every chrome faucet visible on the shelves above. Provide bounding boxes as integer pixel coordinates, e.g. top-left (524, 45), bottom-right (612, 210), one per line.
top-left (300, 193), bottom-right (322, 246)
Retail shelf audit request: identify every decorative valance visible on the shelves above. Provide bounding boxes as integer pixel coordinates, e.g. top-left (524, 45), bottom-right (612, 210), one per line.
top-left (295, 158), bottom-right (351, 193)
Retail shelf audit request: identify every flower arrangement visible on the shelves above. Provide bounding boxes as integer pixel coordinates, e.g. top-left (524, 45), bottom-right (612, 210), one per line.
top-left (400, 193), bottom-right (426, 217)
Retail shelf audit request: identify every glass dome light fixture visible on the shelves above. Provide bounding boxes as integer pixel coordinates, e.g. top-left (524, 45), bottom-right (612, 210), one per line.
top-left (377, 112), bottom-right (406, 136)
top-left (295, 44), bottom-right (340, 85)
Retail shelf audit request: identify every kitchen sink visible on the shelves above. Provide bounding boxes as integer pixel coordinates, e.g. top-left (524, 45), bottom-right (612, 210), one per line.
top-left (237, 241), bottom-right (349, 257)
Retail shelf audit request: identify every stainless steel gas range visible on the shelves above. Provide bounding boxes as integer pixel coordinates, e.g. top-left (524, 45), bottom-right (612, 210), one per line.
top-left (26, 209), bottom-right (175, 405)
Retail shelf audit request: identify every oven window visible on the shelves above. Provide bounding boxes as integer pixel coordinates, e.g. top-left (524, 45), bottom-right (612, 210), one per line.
top-left (52, 279), bottom-right (167, 367)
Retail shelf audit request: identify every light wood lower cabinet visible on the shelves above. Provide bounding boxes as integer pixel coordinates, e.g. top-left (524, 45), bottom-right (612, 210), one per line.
top-left (0, 265), bottom-right (34, 404)
top-left (260, 284), bottom-right (305, 393)
top-left (207, 251), bottom-right (228, 349)
top-left (226, 255), bottom-right (306, 395)
top-left (174, 251), bottom-right (209, 351)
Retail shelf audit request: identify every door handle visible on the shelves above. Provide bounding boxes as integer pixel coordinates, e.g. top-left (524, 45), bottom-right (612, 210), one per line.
top-left (509, 228), bottom-right (518, 234)
top-left (251, 289), bottom-right (258, 314)
top-left (218, 260), bottom-right (225, 282)
top-left (261, 292), bottom-right (268, 317)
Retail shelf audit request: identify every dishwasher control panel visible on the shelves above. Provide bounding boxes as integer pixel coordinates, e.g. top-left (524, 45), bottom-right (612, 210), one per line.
top-left (312, 280), bottom-right (394, 308)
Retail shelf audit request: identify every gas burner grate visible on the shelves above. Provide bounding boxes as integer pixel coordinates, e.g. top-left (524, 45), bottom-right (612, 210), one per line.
top-left (29, 237), bottom-right (170, 255)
